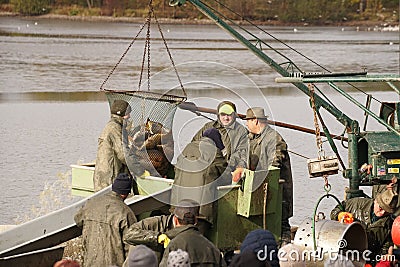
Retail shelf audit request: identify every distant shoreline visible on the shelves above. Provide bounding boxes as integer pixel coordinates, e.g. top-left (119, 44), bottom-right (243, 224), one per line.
top-left (1, 12), bottom-right (398, 29)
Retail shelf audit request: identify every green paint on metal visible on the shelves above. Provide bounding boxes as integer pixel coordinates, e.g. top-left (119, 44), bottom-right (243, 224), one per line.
top-left (208, 167), bottom-right (282, 251)
top-left (70, 164), bottom-right (95, 197)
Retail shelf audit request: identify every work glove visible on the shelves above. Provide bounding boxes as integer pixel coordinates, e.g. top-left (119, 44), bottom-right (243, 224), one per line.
top-left (231, 167), bottom-right (244, 184)
top-left (139, 170), bottom-right (150, 179)
top-left (338, 211), bottom-right (354, 224)
top-left (158, 233), bottom-right (170, 248)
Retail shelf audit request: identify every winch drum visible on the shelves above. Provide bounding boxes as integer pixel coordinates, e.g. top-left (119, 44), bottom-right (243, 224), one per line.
top-left (293, 218), bottom-right (367, 267)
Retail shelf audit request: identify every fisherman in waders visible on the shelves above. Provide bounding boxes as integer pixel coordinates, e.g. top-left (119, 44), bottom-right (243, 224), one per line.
top-left (93, 100), bottom-right (132, 191)
top-left (75, 173), bottom-right (137, 267)
top-left (244, 107), bottom-right (294, 247)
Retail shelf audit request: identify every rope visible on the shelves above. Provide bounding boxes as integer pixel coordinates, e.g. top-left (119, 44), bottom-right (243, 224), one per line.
top-left (287, 149), bottom-right (310, 160)
top-left (263, 183), bottom-right (268, 229)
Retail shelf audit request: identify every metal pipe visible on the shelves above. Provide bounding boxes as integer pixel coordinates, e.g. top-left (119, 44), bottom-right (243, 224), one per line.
top-left (179, 102), bottom-right (348, 141)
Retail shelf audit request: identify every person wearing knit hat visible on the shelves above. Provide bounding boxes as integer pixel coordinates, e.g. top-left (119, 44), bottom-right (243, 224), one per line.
top-left (229, 250), bottom-right (271, 267)
top-left (330, 188), bottom-right (398, 262)
top-left (112, 173), bottom-right (132, 196)
top-left (158, 198), bottom-right (226, 267)
top-left (93, 98), bottom-right (138, 192)
top-left (239, 229), bottom-right (279, 267)
top-left (278, 243), bottom-right (306, 267)
top-left (74, 173), bottom-right (137, 267)
top-left (126, 245), bottom-right (157, 267)
top-left (191, 100), bottom-right (248, 186)
top-left (203, 128), bottom-right (225, 151)
top-left (167, 249), bottom-right (191, 267)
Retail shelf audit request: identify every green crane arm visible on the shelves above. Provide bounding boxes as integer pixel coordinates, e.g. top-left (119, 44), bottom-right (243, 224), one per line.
top-left (170, 0), bottom-right (356, 132)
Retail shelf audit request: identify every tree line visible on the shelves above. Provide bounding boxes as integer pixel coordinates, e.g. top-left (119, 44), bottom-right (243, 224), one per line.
top-left (2, 0), bottom-right (399, 25)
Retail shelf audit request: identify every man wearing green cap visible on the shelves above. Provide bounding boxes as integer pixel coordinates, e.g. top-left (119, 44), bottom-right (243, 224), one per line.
top-left (191, 100), bottom-right (248, 182)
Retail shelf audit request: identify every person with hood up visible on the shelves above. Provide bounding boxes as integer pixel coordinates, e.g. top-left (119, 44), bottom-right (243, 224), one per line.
top-left (172, 127), bottom-right (230, 234)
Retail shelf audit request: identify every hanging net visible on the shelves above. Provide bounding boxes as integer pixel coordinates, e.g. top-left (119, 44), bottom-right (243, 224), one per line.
top-left (100, 0), bottom-right (186, 179)
top-left (105, 90), bottom-right (185, 179)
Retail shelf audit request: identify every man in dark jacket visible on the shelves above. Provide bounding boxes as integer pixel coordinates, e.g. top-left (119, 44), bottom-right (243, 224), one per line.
top-left (74, 173), bottom-right (137, 267)
top-left (123, 212), bottom-right (175, 260)
top-left (172, 128), bottom-right (230, 233)
top-left (330, 189), bottom-right (398, 263)
top-left (159, 199), bottom-right (226, 267)
top-left (244, 107), bottom-right (293, 246)
top-left (93, 99), bottom-right (133, 191)
top-left (191, 101), bottom-right (248, 183)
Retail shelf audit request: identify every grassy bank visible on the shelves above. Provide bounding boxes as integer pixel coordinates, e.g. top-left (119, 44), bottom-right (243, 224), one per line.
top-left (1, 3), bottom-right (398, 28)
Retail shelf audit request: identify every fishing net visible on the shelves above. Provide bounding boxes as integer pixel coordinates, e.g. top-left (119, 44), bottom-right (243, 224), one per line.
top-left (105, 90), bottom-right (185, 179)
top-left (100, 1), bottom-right (187, 179)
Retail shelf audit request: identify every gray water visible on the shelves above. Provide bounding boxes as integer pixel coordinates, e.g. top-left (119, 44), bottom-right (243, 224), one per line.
top-left (0, 16), bottom-right (399, 225)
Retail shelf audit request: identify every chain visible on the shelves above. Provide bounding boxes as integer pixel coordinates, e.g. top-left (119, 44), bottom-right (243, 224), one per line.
top-left (308, 83), bottom-right (325, 159)
top-left (99, 22), bottom-right (147, 91)
top-left (309, 84), bottom-right (332, 191)
top-left (146, 4), bottom-right (151, 92)
top-left (152, 6), bottom-right (186, 97)
top-left (138, 2), bottom-right (152, 92)
top-left (323, 175), bottom-right (331, 193)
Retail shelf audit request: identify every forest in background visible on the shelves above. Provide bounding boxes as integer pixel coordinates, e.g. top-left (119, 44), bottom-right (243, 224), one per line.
top-left (0, 0), bottom-right (399, 25)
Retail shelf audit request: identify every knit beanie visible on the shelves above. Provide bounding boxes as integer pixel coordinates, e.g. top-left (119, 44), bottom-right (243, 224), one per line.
top-left (278, 243), bottom-right (306, 267)
top-left (111, 100), bottom-right (131, 116)
top-left (167, 249), bottom-right (191, 267)
top-left (203, 128), bottom-right (225, 151)
top-left (128, 245), bottom-right (158, 267)
top-left (230, 250), bottom-right (268, 267)
top-left (240, 229), bottom-right (279, 267)
top-left (112, 173), bottom-right (132, 195)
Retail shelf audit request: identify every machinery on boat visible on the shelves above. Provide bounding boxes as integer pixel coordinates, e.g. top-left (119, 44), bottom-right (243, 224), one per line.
top-left (0, 0), bottom-right (399, 266)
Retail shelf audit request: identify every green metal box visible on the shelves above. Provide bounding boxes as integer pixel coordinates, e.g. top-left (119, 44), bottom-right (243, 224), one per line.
top-left (361, 132), bottom-right (400, 181)
top-left (71, 163), bottom-right (173, 197)
top-left (208, 167), bottom-right (282, 251)
top-left (70, 163), bottom-right (95, 197)
top-left (237, 167), bottom-right (280, 217)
